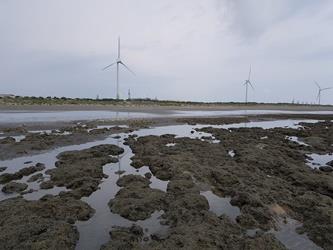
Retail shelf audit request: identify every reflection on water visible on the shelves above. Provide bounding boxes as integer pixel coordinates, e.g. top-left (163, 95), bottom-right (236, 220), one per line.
top-left (0, 136), bottom-right (130, 201)
top-left (75, 134), bottom-right (169, 250)
top-left (218, 119), bottom-right (320, 130)
top-left (271, 217), bottom-right (322, 250)
top-left (228, 150), bottom-right (235, 157)
top-left (0, 110), bottom-right (156, 124)
top-left (1, 109), bottom-right (332, 124)
top-left (200, 191), bottom-right (240, 222)
top-left (306, 153), bottom-right (333, 169)
top-left (0, 135), bottom-right (26, 142)
top-left (286, 136), bottom-right (309, 146)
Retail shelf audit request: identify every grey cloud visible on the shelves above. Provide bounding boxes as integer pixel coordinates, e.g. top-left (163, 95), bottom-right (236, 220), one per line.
top-left (0, 0), bottom-right (332, 104)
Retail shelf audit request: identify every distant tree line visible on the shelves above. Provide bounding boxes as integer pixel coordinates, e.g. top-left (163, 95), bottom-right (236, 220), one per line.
top-left (0, 95), bottom-right (331, 107)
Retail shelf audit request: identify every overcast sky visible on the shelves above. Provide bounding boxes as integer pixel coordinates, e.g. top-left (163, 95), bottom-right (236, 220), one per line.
top-left (1, 0), bottom-right (333, 104)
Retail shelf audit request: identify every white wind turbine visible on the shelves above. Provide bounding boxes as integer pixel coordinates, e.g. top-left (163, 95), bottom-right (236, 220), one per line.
top-left (244, 66), bottom-right (254, 103)
top-left (103, 37), bottom-right (135, 99)
top-left (314, 81), bottom-right (332, 105)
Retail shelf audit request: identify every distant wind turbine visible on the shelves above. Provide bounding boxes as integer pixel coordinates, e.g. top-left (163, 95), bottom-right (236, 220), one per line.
top-left (314, 81), bottom-right (332, 105)
top-left (244, 66), bottom-right (254, 103)
top-left (128, 88), bottom-right (131, 100)
top-left (103, 37), bottom-right (135, 99)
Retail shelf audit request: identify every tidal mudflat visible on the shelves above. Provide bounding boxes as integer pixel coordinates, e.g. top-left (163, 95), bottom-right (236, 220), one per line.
top-left (0, 113), bottom-right (332, 250)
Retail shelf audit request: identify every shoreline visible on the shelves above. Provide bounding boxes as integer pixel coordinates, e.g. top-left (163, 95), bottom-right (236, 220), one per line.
top-left (1, 112), bottom-right (333, 131)
top-left (1, 103), bottom-right (333, 112)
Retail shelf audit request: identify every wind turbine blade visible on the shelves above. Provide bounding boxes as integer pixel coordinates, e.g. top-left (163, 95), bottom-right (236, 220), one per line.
top-left (248, 81), bottom-right (254, 90)
top-left (118, 37), bottom-right (120, 59)
top-left (120, 62), bottom-right (135, 75)
top-left (247, 65), bottom-right (252, 81)
top-left (322, 87), bottom-right (333, 91)
top-left (314, 81), bottom-right (321, 89)
top-left (102, 62), bottom-right (116, 70)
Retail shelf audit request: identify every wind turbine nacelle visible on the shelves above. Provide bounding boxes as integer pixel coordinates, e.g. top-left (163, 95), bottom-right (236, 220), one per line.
top-left (117, 59), bottom-right (121, 63)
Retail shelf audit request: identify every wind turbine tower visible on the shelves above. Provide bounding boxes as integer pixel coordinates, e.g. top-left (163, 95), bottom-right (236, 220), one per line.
top-left (243, 66), bottom-right (254, 103)
top-left (103, 37), bottom-right (135, 99)
top-left (315, 81), bottom-right (332, 105)
top-left (128, 89), bottom-right (131, 100)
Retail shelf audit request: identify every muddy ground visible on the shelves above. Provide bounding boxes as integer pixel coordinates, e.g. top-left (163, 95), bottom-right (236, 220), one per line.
top-left (0, 114), bottom-right (332, 249)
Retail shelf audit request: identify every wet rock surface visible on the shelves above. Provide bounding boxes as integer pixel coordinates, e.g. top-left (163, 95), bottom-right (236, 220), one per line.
top-left (0, 137), bottom-right (15, 144)
top-left (125, 121), bottom-right (333, 249)
top-left (0, 125), bottom-right (131, 160)
top-left (0, 163), bottom-right (45, 184)
top-left (1, 126), bottom-right (28, 134)
top-left (319, 166), bottom-right (333, 172)
top-left (104, 171), bottom-right (286, 249)
top-left (0, 116), bottom-right (332, 249)
top-left (2, 181), bottom-right (28, 193)
top-left (109, 175), bottom-right (165, 221)
top-left (45, 144), bottom-right (124, 198)
top-left (40, 180), bottom-right (54, 189)
top-left (178, 116), bottom-right (250, 125)
top-left (27, 173), bottom-right (44, 183)
top-left (101, 225), bottom-right (144, 250)
top-left (0, 195), bottom-right (94, 250)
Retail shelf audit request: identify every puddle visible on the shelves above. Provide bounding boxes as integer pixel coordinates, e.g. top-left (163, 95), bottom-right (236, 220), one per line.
top-left (246, 228), bottom-right (262, 238)
top-left (286, 136), bottom-right (309, 146)
top-left (29, 129), bottom-right (53, 134)
top-left (0, 130), bottom-right (73, 142)
top-left (306, 153), bottom-right (333, 169)
top-left (0, 171), bottom-right (69, 201)
top-left (271, 217), bottom-right (322, 250)
top-left (200, 190), bottom-right (240, 222)
top-left (24, 186), bottom-right (69, 200)
top-left (135, 124), bottom-right (215, 139)
top-left (136, 166), bottom-right (169, 192)
top-left (0, 136), bottom-right (136, 201)
top-left (0, 135), bottom-right (26, 142)
top-left (228, 150), bottom-right (235, 157)
top-left (29, 130), bottom-right (73, 136)
top-left (0, 131), bottom-right (169, 249)
top-left (141, 120), bottom-right (321, 141)
top-left (212, 119), bottom-right (321, 130)
top-left (75, 134), bottom-right (169, 250)
top-left (133, 124), bottom-right (221, 144)
top-left (97, 125), bottom-right (129, 129)
top-left (136, 210), bottom-right (169, 242)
